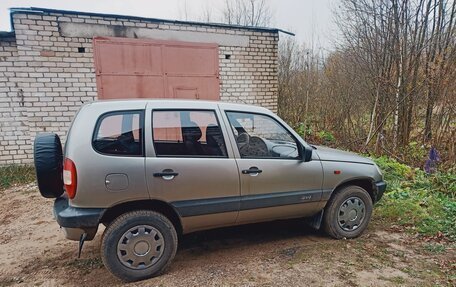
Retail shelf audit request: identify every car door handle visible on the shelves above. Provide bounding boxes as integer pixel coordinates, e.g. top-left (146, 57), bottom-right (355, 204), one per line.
top-left (153, 170), bottom-right (178, 180)
top-left (242, 167), bottom-right (262, 176)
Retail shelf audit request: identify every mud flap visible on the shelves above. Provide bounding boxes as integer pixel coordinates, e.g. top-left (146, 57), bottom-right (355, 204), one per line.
top-left (78, 233), bottom-right (87, 258)
top-left (306, 210), bottom-right (324, 230)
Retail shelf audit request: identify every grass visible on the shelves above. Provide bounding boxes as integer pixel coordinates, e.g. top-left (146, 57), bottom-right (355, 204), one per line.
top-left (373, 156), bottom-right (456, 241)
top-left (68, 257), bottom-right (104, 272)
top-left (0, 165), bottom-right (35, 191)
top-left (378, 276), bottom-right (406, 285)
top-left (423, 243), bottom-right (447, 254)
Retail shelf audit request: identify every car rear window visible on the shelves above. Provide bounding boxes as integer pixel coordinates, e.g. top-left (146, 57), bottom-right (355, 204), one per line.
top-left (93, 110), bottom-right (144, 156)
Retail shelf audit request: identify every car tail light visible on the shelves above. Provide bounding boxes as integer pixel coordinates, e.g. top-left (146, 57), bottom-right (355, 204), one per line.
top-left (63, 158), bottom-right (77, 199)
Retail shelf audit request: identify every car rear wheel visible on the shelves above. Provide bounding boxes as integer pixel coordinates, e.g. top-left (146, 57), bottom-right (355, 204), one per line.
top-left (323, 185), bottom-right (373, 239)
top-left (101, 210), bottom-right (178, 282)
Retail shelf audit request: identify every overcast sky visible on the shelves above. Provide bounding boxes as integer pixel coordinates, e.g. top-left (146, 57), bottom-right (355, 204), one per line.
top-left (0, 0), bottom-right (339, 50)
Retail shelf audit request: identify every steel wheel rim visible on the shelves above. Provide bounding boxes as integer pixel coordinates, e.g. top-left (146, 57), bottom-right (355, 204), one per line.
top-left (338, 196), bottom-right (366, 232)
top-left (117, 225), bottom-right (165, 269)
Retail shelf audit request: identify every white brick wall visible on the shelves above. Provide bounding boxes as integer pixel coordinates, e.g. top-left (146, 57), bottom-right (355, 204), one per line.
top-left (0, 37), bottom-right (30, 164)
top-left (0, 10), bottom-right (279, 165)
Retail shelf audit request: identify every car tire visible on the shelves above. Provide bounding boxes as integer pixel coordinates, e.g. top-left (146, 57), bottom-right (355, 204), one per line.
top-left (33, 133), bottom-right (64, 198)
top-left (101, 210), bottom-right (178, 282)
top-left (323, 185), bottom-right (373, 239)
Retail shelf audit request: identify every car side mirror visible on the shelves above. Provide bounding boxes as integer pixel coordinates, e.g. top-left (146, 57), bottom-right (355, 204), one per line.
top-left (301, 145), bottom-right (312, 162)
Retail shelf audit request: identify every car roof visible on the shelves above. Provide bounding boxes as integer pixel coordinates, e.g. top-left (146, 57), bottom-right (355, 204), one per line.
top-left (84, 99), bottom-right (271, 114)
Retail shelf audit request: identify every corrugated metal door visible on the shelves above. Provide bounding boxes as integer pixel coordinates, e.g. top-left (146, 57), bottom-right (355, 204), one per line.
top-left (93, 37), bottom-right (220, 100)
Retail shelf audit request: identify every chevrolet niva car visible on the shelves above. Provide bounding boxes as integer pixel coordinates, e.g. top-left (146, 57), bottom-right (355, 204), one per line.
top-left (34, 99), bottom-right (385, 282)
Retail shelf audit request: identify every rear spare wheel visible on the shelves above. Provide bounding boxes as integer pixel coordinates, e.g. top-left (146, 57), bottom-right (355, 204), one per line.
top-left (34, 133), bottom-right (64, 198)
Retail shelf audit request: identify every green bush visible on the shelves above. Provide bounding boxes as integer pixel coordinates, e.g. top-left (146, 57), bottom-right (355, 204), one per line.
top-left (400, 141), bottom-right (428, 167)
top-left (317, 130), bottom-right (335, 142)
top-left (373, 156), bottom-right (413, 191)
top-left (374, 156), bottom-right (412, 180)
top-left (0, 165), bottom-right (36, 191)
top-left (373, 156), bottom-right (456, 241)
top-left (294, 122), bottom-right (312, 138)
top-left (430, 170), bottom-right (456, 197)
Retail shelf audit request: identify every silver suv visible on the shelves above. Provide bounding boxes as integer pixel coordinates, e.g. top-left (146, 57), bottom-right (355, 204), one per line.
top-left (33, 99), bottom-right (385, 282)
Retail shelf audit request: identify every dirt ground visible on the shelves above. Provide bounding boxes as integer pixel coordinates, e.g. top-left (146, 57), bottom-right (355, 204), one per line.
top-left (0, 184), bottom-right (454, 287)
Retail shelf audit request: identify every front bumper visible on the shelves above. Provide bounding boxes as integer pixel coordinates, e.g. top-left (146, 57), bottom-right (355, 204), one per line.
top-left (374, 180), bottom-right (387, 203)
top-left (53, 196), bottom-right (105, 241)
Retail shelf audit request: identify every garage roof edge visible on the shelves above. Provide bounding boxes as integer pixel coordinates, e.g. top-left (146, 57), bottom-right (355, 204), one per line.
top-left (9, 7), bottom-right (295, 36)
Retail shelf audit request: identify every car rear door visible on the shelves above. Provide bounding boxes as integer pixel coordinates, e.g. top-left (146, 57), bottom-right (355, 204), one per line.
top-left (144, 101), bottom-right (240, 233)
top-left (221, 109), bottom-right (324, 224)
top-left (72, 104), bottom-right (148, 208)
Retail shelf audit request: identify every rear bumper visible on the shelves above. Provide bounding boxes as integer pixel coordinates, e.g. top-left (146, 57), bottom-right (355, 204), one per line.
top-left (374, 180), bottom-right (387, 203)
top-left (53, 196), bottom-right (105, 241)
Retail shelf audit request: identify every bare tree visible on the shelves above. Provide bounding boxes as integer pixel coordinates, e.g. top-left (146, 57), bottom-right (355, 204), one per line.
top-left (222, 0), bottom-right (273, 26)
top-left (178, 0), bottom-right (191, 21)
top-left (278, 0), bottom-right (456, 167)
top-left (199, 2), bottom-right (214, 22)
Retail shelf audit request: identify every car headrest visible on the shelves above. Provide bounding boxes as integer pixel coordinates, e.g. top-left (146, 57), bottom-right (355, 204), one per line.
top-left (182, 121), bottom-right (202, 142)
top-left (206, 124), bottom-right (222, 146)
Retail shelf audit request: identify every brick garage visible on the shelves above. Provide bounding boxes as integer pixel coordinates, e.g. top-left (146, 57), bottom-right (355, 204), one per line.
top-left (0, 7), bottom-right (288, 165)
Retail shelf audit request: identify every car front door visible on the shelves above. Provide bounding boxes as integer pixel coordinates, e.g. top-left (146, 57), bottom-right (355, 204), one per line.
top-left (145, 103), bottom-right (240, 233)
top-left (222, 110), bottom-right (324, 224)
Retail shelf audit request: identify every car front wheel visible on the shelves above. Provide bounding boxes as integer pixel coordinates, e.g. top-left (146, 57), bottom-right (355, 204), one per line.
top-left (101, 210), bottom-right (178, 282)
top-left (323, 185), bottom-right (373, 239)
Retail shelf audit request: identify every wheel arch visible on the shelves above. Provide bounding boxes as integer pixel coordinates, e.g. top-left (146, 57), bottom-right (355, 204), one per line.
top-left (100, 199), bottom-right (183, 235)
top-left (329, 177), bottom-right (377, 204)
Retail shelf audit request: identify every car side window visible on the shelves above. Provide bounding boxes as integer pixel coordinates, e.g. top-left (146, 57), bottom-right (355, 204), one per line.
top-left (93, 111), bottom-right (143, 156)
top-left (226, 111), bottom-right (299, 159)
top-left (152, 110), bottom-right (227, 157)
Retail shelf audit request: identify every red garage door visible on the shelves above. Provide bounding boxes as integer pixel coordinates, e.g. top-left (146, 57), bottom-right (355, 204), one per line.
top-left (93, 37), bottom-right (220, 100)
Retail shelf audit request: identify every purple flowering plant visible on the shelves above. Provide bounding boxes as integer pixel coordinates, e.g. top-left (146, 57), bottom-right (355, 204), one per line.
top-left (424, 146), bottom-right (440, 174)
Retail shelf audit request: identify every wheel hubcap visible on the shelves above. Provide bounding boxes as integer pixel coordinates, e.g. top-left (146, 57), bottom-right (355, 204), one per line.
top-left (117, 225), bottom-right (164, 269)
top-left (134, 241), bottom-right (150, 256)
top-left (338, 197), bottom-right (365, 231)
